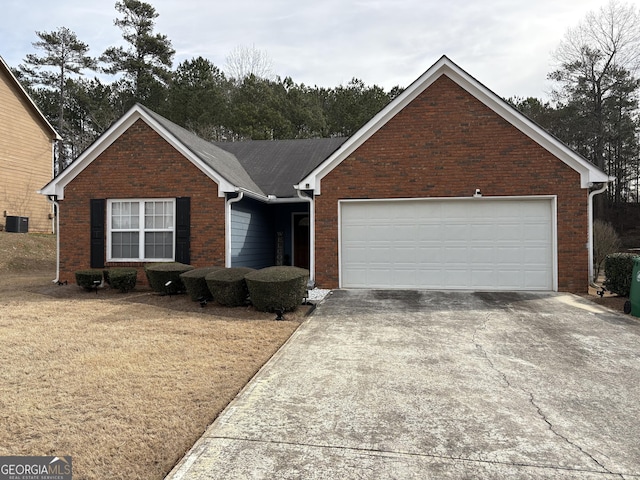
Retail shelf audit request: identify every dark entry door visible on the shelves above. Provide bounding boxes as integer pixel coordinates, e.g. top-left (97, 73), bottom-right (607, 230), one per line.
top-left (293, 214), bottom-right (310, 269)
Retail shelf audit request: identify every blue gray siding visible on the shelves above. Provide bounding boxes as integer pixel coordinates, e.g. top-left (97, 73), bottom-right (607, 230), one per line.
top-left (230, 198), bottom-right (274, 268)
top-left (230, 198), bottom-right (310, 269)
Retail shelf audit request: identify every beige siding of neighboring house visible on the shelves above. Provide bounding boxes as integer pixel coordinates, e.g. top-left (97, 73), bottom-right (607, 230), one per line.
top-left (0, 66), bottom-right (55, 233)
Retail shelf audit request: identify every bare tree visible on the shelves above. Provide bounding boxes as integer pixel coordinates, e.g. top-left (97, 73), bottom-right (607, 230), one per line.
top-left (549, 1), bottom-right (640, 213)
top-left (551, 1), bottom-right (640, 165)
top-left (224, 44), bottom-right (274, 83)
top-left (554, 2), bottom-right (640, 73)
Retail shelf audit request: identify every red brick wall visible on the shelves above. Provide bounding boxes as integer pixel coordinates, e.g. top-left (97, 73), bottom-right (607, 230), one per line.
top-left (315, 75), bottom-right (588, 293)
top-left (59, 119), bottom-right (225, 285)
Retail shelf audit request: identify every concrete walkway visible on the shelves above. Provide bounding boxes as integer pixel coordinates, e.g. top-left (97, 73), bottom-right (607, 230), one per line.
top-left (166, 290), bottom-right (640, 479)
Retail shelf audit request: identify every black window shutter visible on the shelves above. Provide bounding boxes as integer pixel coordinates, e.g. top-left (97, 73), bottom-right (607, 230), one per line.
top-left (90, 199), bottom-right (106, 268)
top-left (175, 197), bottom-right (190, 264)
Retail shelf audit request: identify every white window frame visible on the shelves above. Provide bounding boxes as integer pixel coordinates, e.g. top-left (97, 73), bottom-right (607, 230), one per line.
top-left (107, 198), bottom-right (176, 262)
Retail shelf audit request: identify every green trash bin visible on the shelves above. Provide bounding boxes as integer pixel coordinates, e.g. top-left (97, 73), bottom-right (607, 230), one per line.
top-left (626, 257), bottom-right (640, 316)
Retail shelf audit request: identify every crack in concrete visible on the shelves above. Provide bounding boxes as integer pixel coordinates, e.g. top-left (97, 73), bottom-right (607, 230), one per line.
top-left (472, 317), bottom-right (624, 479)
top-left (209, 434), bottom-right (633, 477)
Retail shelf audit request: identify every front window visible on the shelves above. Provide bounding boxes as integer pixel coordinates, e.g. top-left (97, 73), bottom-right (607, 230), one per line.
top-left (108, 199), bottom-right (175, 261)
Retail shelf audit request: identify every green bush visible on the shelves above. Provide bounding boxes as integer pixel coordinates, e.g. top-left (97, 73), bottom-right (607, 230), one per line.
top-left (604, 253), bottom-right (639, 297)
top-left (205, 267), bottom-right (255, 307)
top-left (144, 262), bottom-right (194, 294)
top-left (104, 267), bottom-right (138, 293)
top-left (245, 266), bottom-right (309, 312)
top-left (75, 269), bottom-right (104, 291)
top-left (180, 266), bottom-right (224, 301)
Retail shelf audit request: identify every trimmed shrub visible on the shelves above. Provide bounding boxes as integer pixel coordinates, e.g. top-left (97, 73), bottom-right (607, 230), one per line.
top-left (245, 266), bottom-right (309, 312)
top-left (104, 267), bottom-right (138, 293)
top-left (144, 262), bottom-right (194, 294)
top-left (604, 253), bottom-right (639, 297)
top-left (180, 266), bottom-right (224, 301)
top-left (205, 267), bottom-right (255, 307)
top-left (75, 269), bottom-right (104, 291)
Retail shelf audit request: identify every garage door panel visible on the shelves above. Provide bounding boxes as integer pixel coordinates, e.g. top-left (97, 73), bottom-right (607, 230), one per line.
top-left (470, 224), bottom-right (498, 239)
top-left (524, 247), bottom-right (549, 263)
top-left (416, 247), bottom-right (444, 262)
top-left (418, 225), bottom-right (443, 240)
top-left (497, 270), bottom-right (523, 287)
top-left (524, 225), bottom-right (550, 241)
top-left (472, 269), bottom-right (496, 287)
top-left (342, 225), bottom-right (368, 241)
top-left (392, 247), bottom-right (419, 263)
top-left (341, 198), bottom-right (554, 290)
top-left (343, 248), bottom-right (368, 263)
top-left (443, 224), bottom-right (469, 239)
top-left (524, 271), bottom-right (549, 289)
top-left (443, 246), bottom-right (468, 262)
top-left (470, 246), bottom-right (495, 262)
top-left (498, 247), bottom-right (523, 263)
top-left (392, 268), bottom-right (417, 287)
top-left (445, 268), bottom-right (471, 288)
top-left (494, 225), bottom-right (523, 241)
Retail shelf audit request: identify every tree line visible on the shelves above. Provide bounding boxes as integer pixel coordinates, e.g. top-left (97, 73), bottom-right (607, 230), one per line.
top-left (12, 0), bottom-right (640, 213)
top-left (12, 0), bottom-right (400, 174)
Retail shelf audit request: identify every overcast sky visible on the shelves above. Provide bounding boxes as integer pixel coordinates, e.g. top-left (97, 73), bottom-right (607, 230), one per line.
top-left (1, 0), bottom-right (607, 100)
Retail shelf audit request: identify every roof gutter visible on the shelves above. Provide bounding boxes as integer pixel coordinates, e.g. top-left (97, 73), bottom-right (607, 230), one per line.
top-left (46, 195), bottom-right (60, 284)
top-left (295, 187), bottom-right (315, 285)
top-left (225, 191), bottom-right (244, 267)
top-left (588, 183), bottom-right (609, 286)
top-left (234, 187), bottom-right (312, 204)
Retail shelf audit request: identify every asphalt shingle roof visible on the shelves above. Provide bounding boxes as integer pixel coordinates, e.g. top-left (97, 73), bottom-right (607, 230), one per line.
top-left (214, 138), bottom-right (347, 197)
top-left (139, 105), bottom-right (264, 195)
top-left (141, 105), bottom-right (347, 198)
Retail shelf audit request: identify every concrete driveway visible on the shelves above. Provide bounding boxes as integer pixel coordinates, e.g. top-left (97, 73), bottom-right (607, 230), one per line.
top-left (167, 290), bottom-right (640, 479)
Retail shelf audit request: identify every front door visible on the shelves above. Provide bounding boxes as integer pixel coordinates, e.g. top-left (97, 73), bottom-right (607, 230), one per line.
top-left (293, 213), bottom-right (310, 269)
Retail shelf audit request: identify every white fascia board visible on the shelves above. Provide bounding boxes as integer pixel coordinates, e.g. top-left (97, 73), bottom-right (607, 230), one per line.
top-left (299, 56), bottom-right (610, 193)
top-left (298, 59), bottom-right (447, 195)
top-left (39, 104), bottom-right (235, 199)
top-left (39, 106), bottom-right (144, 199)
top-left (444, 62), bottom-right (610, 189)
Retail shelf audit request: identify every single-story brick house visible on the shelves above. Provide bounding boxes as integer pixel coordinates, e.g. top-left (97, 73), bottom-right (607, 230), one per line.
top-left (40, 56), bottom-right (609, 293)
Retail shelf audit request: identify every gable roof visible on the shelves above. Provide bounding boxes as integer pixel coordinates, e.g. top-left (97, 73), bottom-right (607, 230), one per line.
top-left (298, 55), bottom-right (611, 192)
top-left (40, 104), bottom-right (264, 199)
top-left (40, 102), bottom-right (346, 200)
top-left (41, 55), bottom-right (611, 202)
top-left (214, 137), bottom-right (347, 197)
top-left (0, 55), bottom-right (61, 141)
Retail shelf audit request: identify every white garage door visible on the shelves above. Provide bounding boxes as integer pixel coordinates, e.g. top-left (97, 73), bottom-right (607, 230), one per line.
top-left (340, 198), bottom-right (555, 290)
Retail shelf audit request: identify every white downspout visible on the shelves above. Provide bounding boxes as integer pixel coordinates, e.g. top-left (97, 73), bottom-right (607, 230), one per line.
top-left (588, 183), bottom-right (609, 285)
top-left (47, 196), bottom-right (60, 284)
top-left (296, 189), bottom-right (315, 285)
top-left (225, 191), bottom-right (244, 267)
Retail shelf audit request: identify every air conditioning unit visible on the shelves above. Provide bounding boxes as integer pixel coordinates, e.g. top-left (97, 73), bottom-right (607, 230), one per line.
top-left (5, 216), bottom-right (29, 233)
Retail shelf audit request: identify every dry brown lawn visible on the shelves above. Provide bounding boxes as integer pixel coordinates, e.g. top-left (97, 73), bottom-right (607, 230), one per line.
top-left (0, 233), bottom-right (627, 480)
top-left (0, 232), bottom-right (304, 479)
